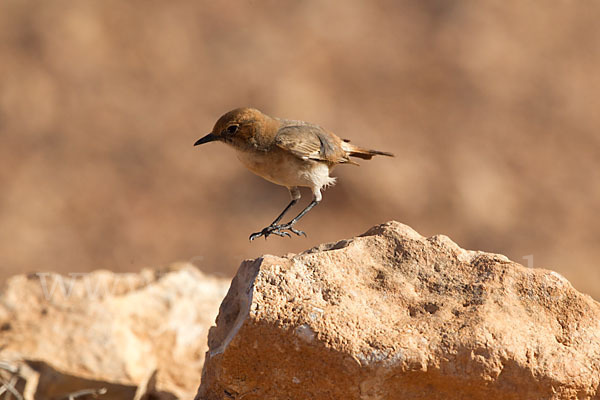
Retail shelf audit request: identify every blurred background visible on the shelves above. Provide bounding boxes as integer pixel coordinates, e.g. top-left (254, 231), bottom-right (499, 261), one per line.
top-left (1, 0), bottom-right (599, 299)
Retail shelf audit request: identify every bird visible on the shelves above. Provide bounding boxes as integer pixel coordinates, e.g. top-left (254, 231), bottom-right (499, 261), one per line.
top-left (194, 108), bottom-right (394, 241)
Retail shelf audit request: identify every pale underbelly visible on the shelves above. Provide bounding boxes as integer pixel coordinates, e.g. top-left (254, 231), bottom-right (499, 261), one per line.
top-left (235, 149), bottom-right (332, 189)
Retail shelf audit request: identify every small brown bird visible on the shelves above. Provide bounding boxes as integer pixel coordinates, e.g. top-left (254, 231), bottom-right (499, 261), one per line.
top-left (194, 108), bottom-right (393, 240)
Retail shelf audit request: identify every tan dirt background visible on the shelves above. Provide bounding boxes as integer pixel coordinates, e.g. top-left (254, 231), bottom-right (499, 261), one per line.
top-left (1, 0), bottom-right (599, 299)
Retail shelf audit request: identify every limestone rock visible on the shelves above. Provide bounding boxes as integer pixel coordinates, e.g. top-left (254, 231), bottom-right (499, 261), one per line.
top-left (197, 222), bottom-right (600, 400)
top-left (0, 264), bottom-right (230, 399)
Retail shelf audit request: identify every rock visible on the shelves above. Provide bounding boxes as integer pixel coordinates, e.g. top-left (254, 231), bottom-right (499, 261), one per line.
top-left (197, 222), bottom-right (600, 400)
top-left (0, 264), bottom-right (230, 399)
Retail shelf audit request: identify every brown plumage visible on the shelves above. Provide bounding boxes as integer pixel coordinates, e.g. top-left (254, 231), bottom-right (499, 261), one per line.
top-left (194, 107), bottom-right (393, 240)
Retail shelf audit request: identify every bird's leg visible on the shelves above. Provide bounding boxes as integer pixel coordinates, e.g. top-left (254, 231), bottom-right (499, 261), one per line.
top-left (249, 186), bottom-right (322, 241)
top-left (270, 199), bottom-right (298, 226)
top-left (277, 199), bottom-right (319, 236)
top-left (249, 199), bottom-right (298, 241)
top-left (250, 187), bottom-right (304, 241)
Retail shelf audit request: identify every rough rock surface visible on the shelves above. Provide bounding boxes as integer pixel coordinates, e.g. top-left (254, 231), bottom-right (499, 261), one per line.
top-left (197, 222), bottom-right (600, 400)
top-left (0, 264), bottom-right (230, 399)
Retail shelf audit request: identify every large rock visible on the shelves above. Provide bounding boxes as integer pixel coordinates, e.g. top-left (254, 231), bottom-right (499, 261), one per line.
top-left (0, 264), bottom-right (230, 399)
top-left (197, 222), bottom-right (600, 400)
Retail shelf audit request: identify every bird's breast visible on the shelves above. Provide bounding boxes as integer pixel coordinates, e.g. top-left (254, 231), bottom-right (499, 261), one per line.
top-left (234, 148), bottom-right (330, 189)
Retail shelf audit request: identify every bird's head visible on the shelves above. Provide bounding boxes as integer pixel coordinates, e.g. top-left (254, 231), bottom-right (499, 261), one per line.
top-left (194, 108), bottom-right (277, 151)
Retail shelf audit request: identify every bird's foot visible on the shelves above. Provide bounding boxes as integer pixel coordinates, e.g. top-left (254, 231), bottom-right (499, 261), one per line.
top-left (249, 223), bottom-right (307, 241)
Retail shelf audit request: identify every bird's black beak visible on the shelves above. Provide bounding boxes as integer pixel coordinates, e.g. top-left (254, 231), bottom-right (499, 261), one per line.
top-left (194, 133), bottom-right (217, 146)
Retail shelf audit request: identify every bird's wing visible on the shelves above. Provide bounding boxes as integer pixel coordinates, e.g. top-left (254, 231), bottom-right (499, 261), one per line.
top-left (274, 123), bottom-right (351, 164)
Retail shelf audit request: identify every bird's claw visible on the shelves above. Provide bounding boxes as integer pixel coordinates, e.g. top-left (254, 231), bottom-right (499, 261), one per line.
top-left (287, 226), bottom-right (307, 237)
top-left (249, 223), bottom-right (306, 241)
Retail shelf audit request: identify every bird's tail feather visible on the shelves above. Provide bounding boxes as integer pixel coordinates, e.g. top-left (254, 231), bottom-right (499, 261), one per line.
top-left (342, 141), bottom-right (394, 160)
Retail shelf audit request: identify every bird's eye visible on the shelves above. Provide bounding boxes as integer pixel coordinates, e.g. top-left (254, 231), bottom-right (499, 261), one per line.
top-left (226, 125), bottom-right (238, 134)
